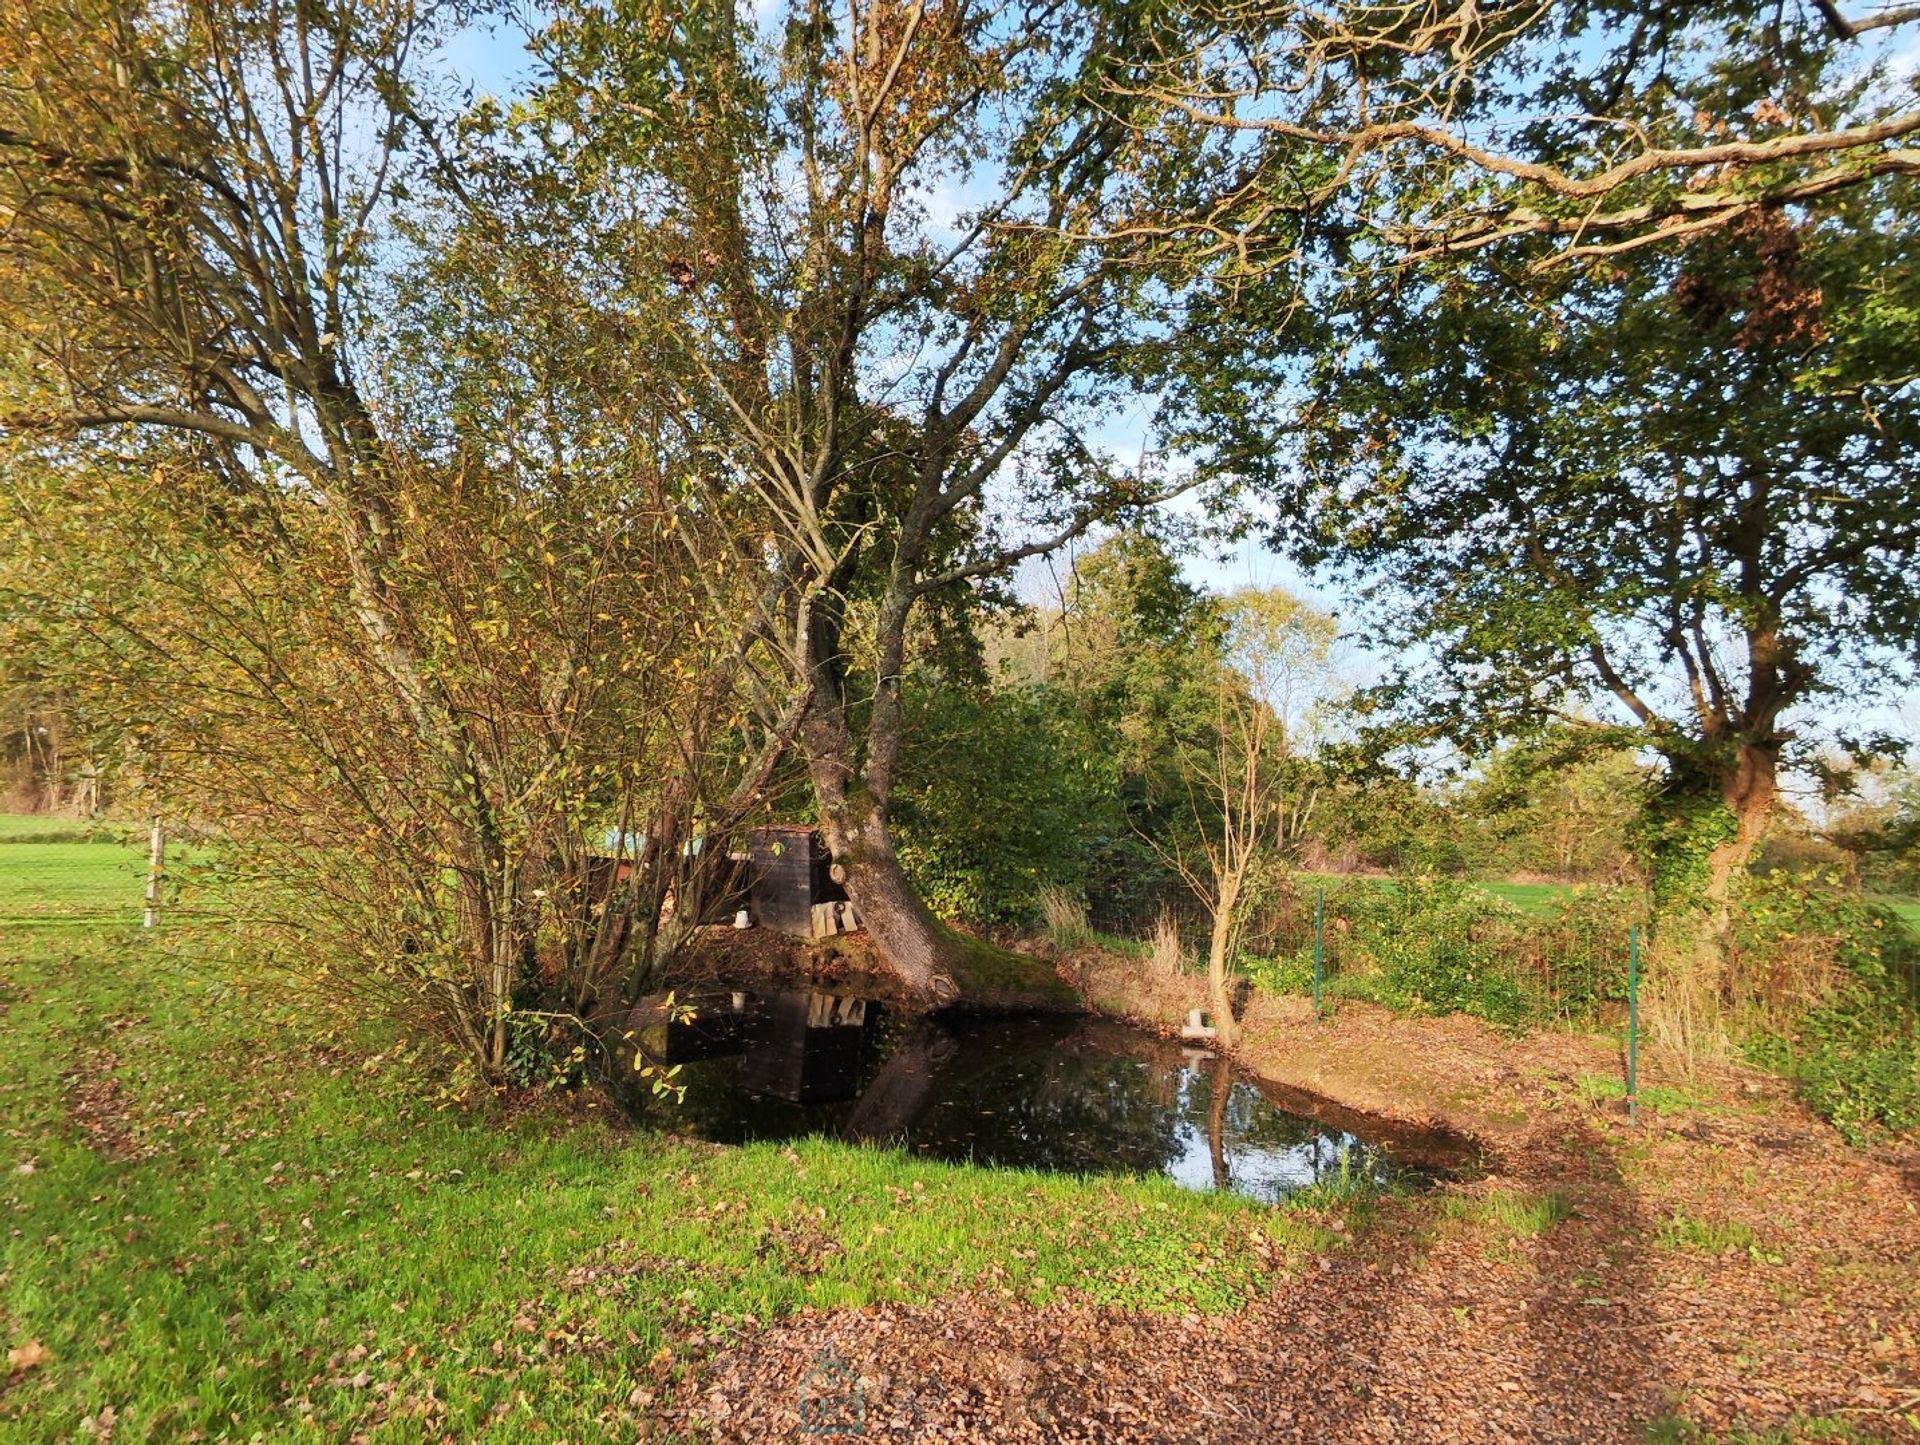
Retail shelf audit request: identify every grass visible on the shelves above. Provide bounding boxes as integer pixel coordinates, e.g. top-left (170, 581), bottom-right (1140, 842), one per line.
top-left (0, 842), bottom-right (1314, 1441)
top-left (1872, 895), bottom-right (1920, 932)
top-left (1575, 1072), bottom-right (1711, 1116)
top-left (1472, 880), bottom-right (1571, 917)
top-left (0, 812), bottom-right (135, 845)
top-left (1643, 1414), bottom-right (1874, 1443)
top-left (0, 838), bottom-right (151, 929)
top-left (1292, 871), bottom-right (1574, 917)
top-left (1655, 1209), bottom-right (1759, 1256)
top-left (1438, 1186), bottom-right (1571, 1238)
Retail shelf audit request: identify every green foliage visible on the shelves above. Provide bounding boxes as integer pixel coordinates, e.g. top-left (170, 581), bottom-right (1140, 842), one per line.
top-left (1322, 875), bottom-right (1534, 1028)
top-left (499, 1009), bottom-right (593, 1091)
top-left (1734, 870), bottom-right (1920, 1140)
top-left (1312, 772), bottom-right (1467, 876)
top-left (1574, 1074), bottom-right (1707, 1116)
top-left (1745, 1005), bottom-right (1920, 1143)
top-left (1454, 732), bottom-right (1644, 882)
top-left (892, 685), bottom-right (1113, 925)
top-left (1632, 788), bottom-right (1739, 913)
top-left (1244, 875), bottom-right (1651, 1033)
top-left (977, 531), bottom-right (1239, 932)
top-left (1243, 949), bottom-right (1313, 997)
top-left (1732, 869), bottom-right (1912, 986)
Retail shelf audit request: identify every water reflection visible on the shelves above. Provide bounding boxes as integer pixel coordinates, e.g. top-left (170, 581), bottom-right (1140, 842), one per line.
top-left (620, 988), bottom-right (1433, 1203)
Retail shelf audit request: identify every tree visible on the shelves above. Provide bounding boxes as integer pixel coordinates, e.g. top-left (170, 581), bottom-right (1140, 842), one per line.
top-left (890, 682), bottom-right (1107, 927)
top-left (1158, 588), bottom-right (1342, 1048)
top-left (1194, 177), bottom-right (1920, 1028)
top-left (0, 0), bottom-right (774, 1077)
top-left (1457, 730), bottom-right (1646, 882)
top-left (986, 530), bottom-right (1237, 929)
top-left (1827, 765), bottom-right (1920, 895)
top-left (1118, 0), bottom-right (1920, 270)
top-left (522, 0), bottom-right (1209, 1003)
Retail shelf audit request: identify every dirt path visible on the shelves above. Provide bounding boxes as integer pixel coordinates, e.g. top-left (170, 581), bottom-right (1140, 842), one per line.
top-left (658, 953), bottom-right (1920, 1442)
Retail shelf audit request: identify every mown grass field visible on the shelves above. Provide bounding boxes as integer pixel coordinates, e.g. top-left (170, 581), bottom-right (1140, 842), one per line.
top-left (1873, 896), bottom-right (1920, 931)
top-left (0, 840), bottom-right (149, 930)
top-left (1295, 872), bottom-right (1572, 917)
top-left (0, 832), bottom-right (1321, 1441)
top-left (0, 815), bottom-right (132, 845)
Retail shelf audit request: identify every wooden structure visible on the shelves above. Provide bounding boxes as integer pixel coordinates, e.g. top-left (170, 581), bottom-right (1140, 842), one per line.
top-left (747, 825), bottom-right (854, 938)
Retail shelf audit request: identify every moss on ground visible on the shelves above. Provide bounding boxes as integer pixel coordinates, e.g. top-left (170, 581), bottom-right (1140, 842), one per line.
top-left (941, 924), bottom-right (1081, 1011)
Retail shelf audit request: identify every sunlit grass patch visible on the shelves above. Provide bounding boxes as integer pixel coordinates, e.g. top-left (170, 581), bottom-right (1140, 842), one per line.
top-left (1643, 1412), bottom-right (1873, 1443)
top-left (1655, 1209), bottom-right (1764, 1257)
top-left (0, 839), bottom-right (149, 928)
top-left (0, 852), bottom-right (1307, 1441)
top-left (1575, 1072), bottom-right (1710, 1115)
top-left (1439, 1185), bottom-right (1571, 1238)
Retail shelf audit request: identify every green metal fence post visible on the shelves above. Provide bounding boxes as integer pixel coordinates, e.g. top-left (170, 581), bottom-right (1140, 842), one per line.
top-left (1627, 922), bottom-right (1640, 1127)
top-left (1312, 887), bottom-right (1325, 1023)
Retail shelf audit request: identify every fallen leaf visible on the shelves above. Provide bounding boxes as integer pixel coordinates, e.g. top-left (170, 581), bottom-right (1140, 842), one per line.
top-left (8, 1339), bottom-right (50, 1372)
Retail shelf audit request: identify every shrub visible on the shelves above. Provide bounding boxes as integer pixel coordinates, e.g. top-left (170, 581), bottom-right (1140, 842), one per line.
top-left (1735, 869), bottom-right (1920, 1140)
top-left (1324, 875), bottom-right (1534, 1029)
top-left (1244, 950), bottom-right (1313, 996)
top-left (1745, 997), bottom-right (1920, 1142)
top-left (893, 685), bottom-right (1110, 926)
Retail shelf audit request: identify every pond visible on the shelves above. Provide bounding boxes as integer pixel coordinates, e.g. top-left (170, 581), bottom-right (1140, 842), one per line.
top-left (619, 989), bottom-right (1460, 1203)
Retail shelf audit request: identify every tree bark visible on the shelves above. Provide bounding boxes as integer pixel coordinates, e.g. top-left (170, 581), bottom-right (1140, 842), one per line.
top-left (1688, 737), bottom-right (1781, 1003)
top-left (798, 689), bottom-right (1077, 1010)
top-left (1649, 736), bottom-right (1782, 1050)
top-left (1205, 873), bottom-right (1242, 1050)
top-left (1703, 739), bottom-right (1781, 913)
top-left (811, 775), bottom-right (961, 1006)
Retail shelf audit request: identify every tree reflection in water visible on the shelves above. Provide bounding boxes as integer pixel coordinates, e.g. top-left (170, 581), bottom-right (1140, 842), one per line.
top-left (618, 990), bottom-right (1424, 1203)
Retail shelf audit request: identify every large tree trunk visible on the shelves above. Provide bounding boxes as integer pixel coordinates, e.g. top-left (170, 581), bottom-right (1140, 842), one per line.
top-left (813, 778), bottom-right (962, 1006)
top-left (1647, 737), bottom-right (1780, 1052)
top-left (1703, 739), bottom-right (1780, 916)
top-left (799, 695), bottom-right (1075, 1011)
top-left (801, 685), bottom-right (961, 1003)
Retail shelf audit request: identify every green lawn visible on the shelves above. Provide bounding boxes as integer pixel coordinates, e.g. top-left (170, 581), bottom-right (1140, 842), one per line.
top-left (1294, 871), bottom-right (1574, 917)
top-left (1308, 872), bottom-right (1920, 930)
top-left (0, 813), bottom-right (134, 845)
top-left (0, 839), bottom-right (150, 929)
top-left (1871, 896), bottom-right (1920, 932)
top-left (0, 842), bottom-right (1318, 1441)
top-left (1472, 880), bottom-right (1573, 917)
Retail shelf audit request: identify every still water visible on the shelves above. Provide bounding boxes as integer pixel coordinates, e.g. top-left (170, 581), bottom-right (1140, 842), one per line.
top-left (621, 989), bottom-right (1446, 1203)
